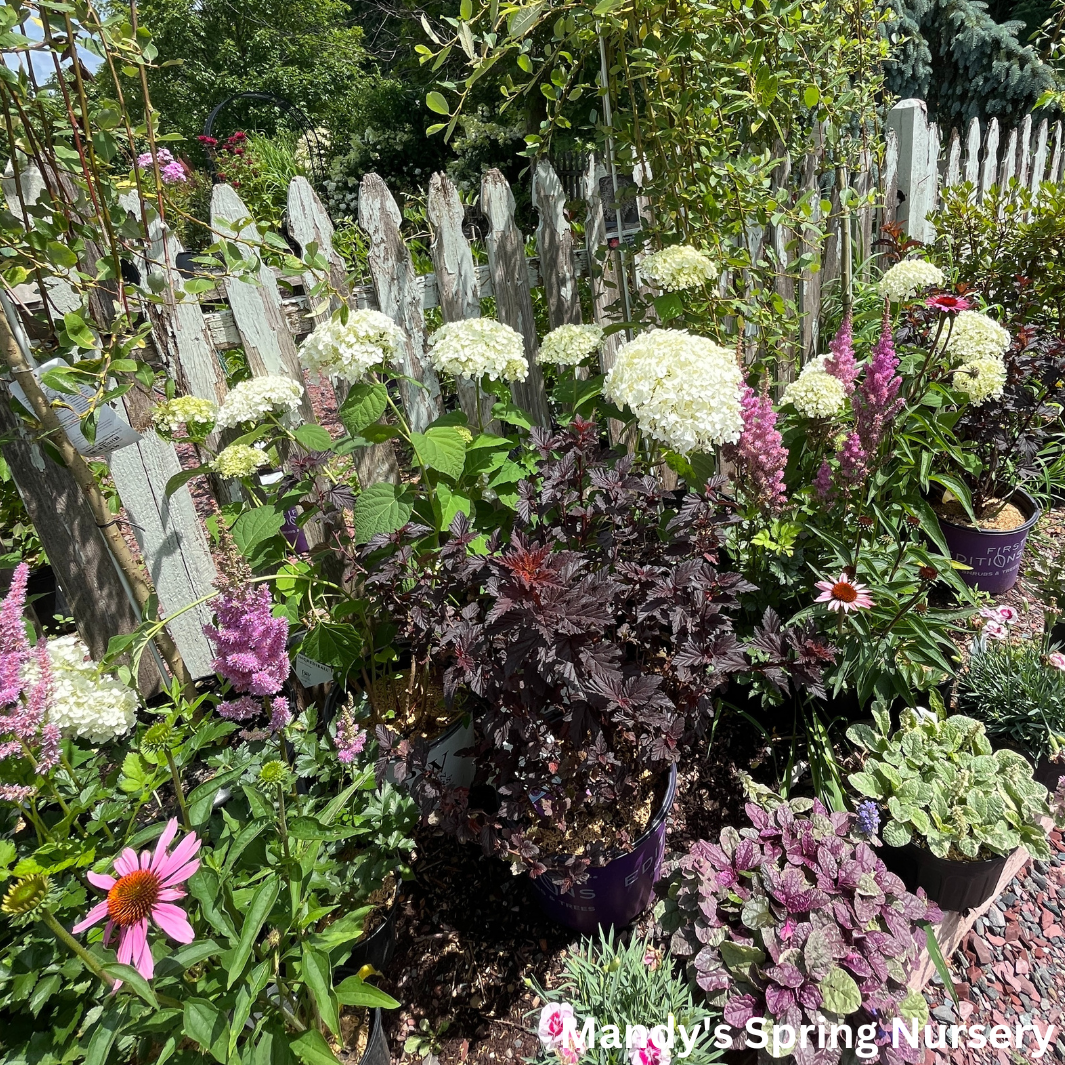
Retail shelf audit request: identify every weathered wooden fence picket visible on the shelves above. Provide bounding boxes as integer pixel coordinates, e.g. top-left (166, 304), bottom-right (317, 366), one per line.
top-left (1, 97), bottom-right (1060, 684)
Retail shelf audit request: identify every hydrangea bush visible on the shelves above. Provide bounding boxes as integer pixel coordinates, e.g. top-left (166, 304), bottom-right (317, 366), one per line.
top-left (661, 789), bottom-right (939, 1065)
top-left (299, 309), bottom-right (404, 383)
top-left (639, 245), bottom-right (717, 291)
top-left (214, 374), bottom-right (304, 430)
top-left (603, 330), bottom-right (743, 455)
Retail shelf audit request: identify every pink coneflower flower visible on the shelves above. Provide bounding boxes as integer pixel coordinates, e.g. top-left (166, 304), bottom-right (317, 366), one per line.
top-left (815, 574), bottom-right (875, 613)
top-left (1049, 652), bottom-right (1065, 671)
top-left (73, 818), bottom-right (200, 981)
top-left (926, 294), bottom-right (971, 314)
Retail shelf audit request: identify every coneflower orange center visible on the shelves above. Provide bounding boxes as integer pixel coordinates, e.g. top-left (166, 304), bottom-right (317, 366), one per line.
top-left (831, 581), bottom-right (858, 604)
top-left (106, 869), bottom-right (160, 927)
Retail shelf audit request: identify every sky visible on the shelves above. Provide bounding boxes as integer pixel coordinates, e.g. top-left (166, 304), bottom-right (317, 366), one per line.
top-left (3, 15), bottom-right (104, 83)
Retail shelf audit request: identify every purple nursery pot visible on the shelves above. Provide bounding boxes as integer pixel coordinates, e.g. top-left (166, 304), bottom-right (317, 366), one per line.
top-left (936, 488), bottom-right (1040, 595)
top-left (528, 763), bottom-right (678, 933)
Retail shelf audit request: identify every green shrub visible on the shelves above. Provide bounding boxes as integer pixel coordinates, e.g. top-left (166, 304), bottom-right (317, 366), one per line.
top-left (847, 708), bottom-right (1052, 859)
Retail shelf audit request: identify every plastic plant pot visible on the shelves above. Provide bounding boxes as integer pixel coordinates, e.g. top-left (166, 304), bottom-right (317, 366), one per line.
top-left (527, 763), bottom-right (678, 933)
top-left (881, 841), bottom-right (1012, 913)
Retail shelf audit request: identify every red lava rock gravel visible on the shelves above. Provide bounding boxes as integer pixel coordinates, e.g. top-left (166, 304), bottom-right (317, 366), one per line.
top-left (922, 828), bottom-right (1065, 1063)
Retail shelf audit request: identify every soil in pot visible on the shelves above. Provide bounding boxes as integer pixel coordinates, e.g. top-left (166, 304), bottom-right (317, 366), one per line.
top-left (527, 763), bottom-right (679, 932)
top-left (932, 496), bottom-right (1028, 531)
top-left (932, 488), bottom-right (1040, 594)
top-left (336, 1007), bottom-right (389, 1065)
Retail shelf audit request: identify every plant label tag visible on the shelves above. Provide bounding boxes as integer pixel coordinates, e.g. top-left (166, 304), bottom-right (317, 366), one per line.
top-left (9, 358), bottom-right (142, 457)
top-left (294, 653), bottom-right (333, 688)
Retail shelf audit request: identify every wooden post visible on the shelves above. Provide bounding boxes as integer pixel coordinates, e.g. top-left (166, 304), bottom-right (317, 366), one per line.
top-left (882, 127), bottom-right (900, 232)
top-left (286, 177), bottom-right (398, 486)
top-left (799, 124), bottom-right (825, 362)
top-left (886, 100), bottom-right (938, 243)
top-left (0, 359), bottom-right (160, 691)
top-left (106, 398), bottom-right (218, 680)
top-left (964, 117), bottom-right (982, 188)
top-left (481, 169), bottom-right (551, 426)
top-left (980, 118), bottom-right (1000, 201)
top-left (998, 126), bottom-right (1017, 191)
top-left (532, 160), bottom-right (582, 329)
top-left (944, 130), bottom-right (962, 189)
top-left (358, 173), bottom-right (443, 434)
top-left (210, 184), bottom-right (317, 426)
top-left (426, 172), bottom-right (497, 432)
top-left (1018, 115), bottom-right (1033, 190)
top-left (772, 151), bottom-right (799, 381)
top-left (1031, 120), bottom-right (1050, 204)
top-left (1050, 122), bottom-right (1063, 184)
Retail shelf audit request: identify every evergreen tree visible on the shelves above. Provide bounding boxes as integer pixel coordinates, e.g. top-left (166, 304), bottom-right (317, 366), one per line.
top-left (885, 0), bottom-right (1058, 130)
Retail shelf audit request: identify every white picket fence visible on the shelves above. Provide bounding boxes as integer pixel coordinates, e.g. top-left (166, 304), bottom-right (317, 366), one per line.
top-left (1, 98), bottom-right (1059, 685)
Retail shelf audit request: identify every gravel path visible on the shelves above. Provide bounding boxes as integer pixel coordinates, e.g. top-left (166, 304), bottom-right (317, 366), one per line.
top-left (922, 827), bottom-right (1065, 1063)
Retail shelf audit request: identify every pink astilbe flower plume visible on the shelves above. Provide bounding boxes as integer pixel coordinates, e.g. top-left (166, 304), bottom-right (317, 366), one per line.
top-left (825, 312), bottom-right (860, 394)
top-left (828, 304), bottom-right (904, 491)
top-left (203, 517), bottom-right (290, 727)
top-left (334, 706), bottom-right (367, 764)
top-left (74, 818), bottom-right (199, 982)
top-left (723, 382), bottom-right (788, 511)
top-left (0, 563), bottom-right (30, 707)
top-left (813, 460), bottom-right (835, 501)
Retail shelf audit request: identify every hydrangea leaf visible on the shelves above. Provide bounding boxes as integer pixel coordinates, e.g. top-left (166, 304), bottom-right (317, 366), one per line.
top-left (353, 483), bottom-right (414, 543)
top-left (410, 426), bottom-right (467, 480)
top-left (337, 383), bottom-right (388, 435)
top-left (818, 965), bottom-right (861, 1016)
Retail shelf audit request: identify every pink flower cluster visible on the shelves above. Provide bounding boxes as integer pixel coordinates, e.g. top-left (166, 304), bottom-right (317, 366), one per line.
top-left (825, 312), bottom-right (860, 394)
top-left (821, 306), bottom-right (904, 495)
top-left (204, 581), bottom-right (291, 732)
top-left (979, 604), bottom-right (1017, 641)
top-left (334, 707), bottom-right (368, 764)
top-left (538, 1004), bottom-right (586, 1065)
top-left (724, 382), bottom-right (788, 511)
top-left (204, 583), bottom-right (290, 697)
top-left (0, 564), bottom-right (59, 786)
top-left (135, 147), bottom-right (187, 185)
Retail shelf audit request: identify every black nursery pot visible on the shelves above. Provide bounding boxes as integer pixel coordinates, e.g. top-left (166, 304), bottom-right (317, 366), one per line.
top-left (336, 883), bottom-right (401, 978)
top-left (360, 1009), bottom-right (390, 1065)
top-left (882, 841), bottom-right (1012, 913)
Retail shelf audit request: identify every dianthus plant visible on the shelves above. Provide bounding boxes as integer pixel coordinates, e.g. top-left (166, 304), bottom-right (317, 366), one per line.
top-left (366, 418), bottom-right (834, 887)
top-left (660, 788), bottom-right (940, 1065)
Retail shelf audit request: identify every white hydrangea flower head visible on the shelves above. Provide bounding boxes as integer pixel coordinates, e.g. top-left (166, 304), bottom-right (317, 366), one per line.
top-left (783, 356), bottom-right (847, 418)
top-left (952, 356), bottom-right (1006, 405)
top-left (33, 635), bottom-right (137, 743)
top-left (299, 310), bottom-right (404, 384)
top-left (602, 329), bottom-right (743, 455)
top-left (639, 245), bottom-right (716, 292)
top-left (537, 324), bottom-right (604, 366)
top-left (212, 443), bottom-right (270, 478)
top-left (151, 396), bottom-right (217, 443)
top-left (428, 318), bottom-right (528, 382)
top-left (943, 310), bottom-right (1011, 363)
top-left (215, 376), bottom-right (304, 430)
top-left (151, 395), bottom-right (218, 434)
top-left (877, 259), bottom-right (946, 302)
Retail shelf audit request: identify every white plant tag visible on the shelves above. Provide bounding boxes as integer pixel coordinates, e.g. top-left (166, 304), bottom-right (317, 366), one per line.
top-left (294, 652), bottom-right (333, 688)
top-left (9, 358), bottom-right (141, 458)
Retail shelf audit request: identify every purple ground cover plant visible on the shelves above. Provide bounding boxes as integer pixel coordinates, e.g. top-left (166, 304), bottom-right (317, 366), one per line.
top-left (365, 419), bottom-right (835, 887)
top-left (660, 789), bottom-right (940, 1065)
